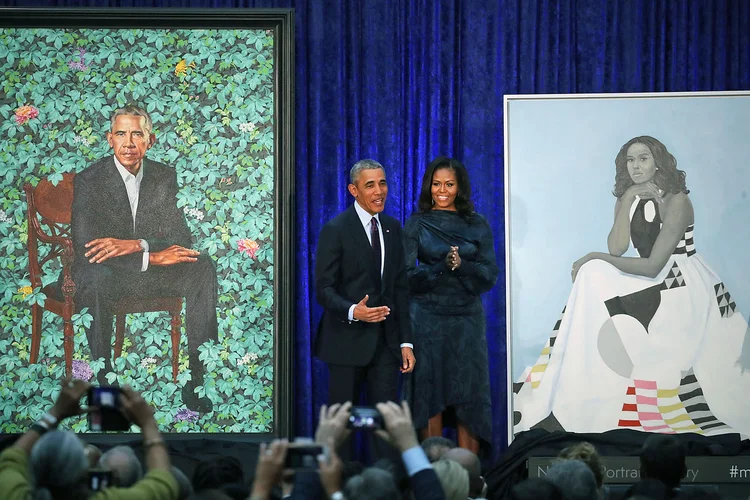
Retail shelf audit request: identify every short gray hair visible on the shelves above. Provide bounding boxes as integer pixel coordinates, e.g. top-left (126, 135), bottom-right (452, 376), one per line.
top-left (545, 459), bottom-right (599, 500)
top-left (110, 104), bottom-right (153, 138)
top-left (350, 159), bottom-right (385, 184)
top-left (344, 468), bottom-right (399, 500)
top-left (433, 459), bottom-right (470, 500)
top-left (99, 445), bottom-right (144, 487)
top-left (30, 430), bottom-right (88, 499)
top-left (171, 465), bottom-right (194, 500)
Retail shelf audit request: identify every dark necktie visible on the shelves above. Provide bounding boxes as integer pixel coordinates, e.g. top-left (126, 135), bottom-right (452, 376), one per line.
top-left (370, 217), bottom-right (382, 286)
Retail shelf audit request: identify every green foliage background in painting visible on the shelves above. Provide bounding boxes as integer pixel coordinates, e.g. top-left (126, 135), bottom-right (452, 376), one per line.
top-left (0, 28), bottom-right (275, 433)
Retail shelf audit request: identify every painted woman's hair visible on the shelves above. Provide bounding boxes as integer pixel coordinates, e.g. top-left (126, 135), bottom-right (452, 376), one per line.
top-left (613, 136), bottom-right (689, 197)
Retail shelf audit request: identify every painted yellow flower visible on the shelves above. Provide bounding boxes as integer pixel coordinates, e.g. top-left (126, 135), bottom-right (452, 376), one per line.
top-left (18, 286), bottom-right (33, 299)
top-left (174, 59), bottom-right (196, 77)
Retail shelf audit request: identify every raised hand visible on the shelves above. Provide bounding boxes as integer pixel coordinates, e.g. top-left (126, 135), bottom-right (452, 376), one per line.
top-left (315, 402), bottom-right (352, 449)
top-left (119, 386), bottom-right (155, 429)
top-left (318, 438), bottom-right (343, 497)
top-left (251, 439), bottom-right (289, 498)
top-left (626, 181), bottom-right (663, 203)
top-left (49, 377), bottom-right (91, 420)
top-left (353, 294), bottom-right (390, 323)
top-left (374, 401), bottom-right (419, 452)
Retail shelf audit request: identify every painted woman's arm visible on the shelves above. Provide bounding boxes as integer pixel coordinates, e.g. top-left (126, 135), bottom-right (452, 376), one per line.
top-left (577, 193), bottom-right (692, 279)
top-left (607, 182), bottom-right (664, 256)
top-left (607, 195), bottom-right (635, 256)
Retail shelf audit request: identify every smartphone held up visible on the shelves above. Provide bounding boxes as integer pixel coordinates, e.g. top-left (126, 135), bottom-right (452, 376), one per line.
top-left (87, 386), bottom-right (130, 432)
top-left (347, 406), bottom-right (384, 430)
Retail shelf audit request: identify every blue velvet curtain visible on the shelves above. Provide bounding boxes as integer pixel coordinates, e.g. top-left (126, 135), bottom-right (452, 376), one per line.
top-left (5, 0), bottom-right (750, 459)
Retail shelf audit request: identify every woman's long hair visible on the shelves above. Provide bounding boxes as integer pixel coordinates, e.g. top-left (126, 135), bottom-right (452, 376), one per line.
top-left (613, 136), bottom-right (689, 197)
top-left (30, 430), bottom-right (89, 500)
top-left (417, 156), bottom-right (475, 216)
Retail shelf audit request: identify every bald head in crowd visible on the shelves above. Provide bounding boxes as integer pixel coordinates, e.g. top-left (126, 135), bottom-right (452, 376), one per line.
top-left (442, 447), bottom-right (487, 498)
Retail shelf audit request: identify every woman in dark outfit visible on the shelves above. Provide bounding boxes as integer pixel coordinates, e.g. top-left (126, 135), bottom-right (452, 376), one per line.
top-left (403, 156), bottom-right (499, 453)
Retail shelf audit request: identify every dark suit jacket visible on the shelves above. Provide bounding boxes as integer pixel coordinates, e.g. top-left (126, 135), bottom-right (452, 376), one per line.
top-left (71, 155), bottom-right (192, 280)
top-left (314, 204), bottom-right (412, 366)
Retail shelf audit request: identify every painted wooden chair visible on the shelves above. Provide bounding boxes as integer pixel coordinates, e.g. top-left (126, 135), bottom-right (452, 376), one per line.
top-left (24, 173), bottom-right (183, 382)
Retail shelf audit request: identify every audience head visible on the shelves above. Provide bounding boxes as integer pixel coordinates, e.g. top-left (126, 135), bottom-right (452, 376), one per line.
top-left (30, 430), bottom-right (89, 500)
top-left (509, 477), bottom-right (564, 500)
top-left (545, 459), bottom-right (599, 500)
top-left (418, 156), bottom-right (475, 215)
top-left (639, 434), bottom-right (686, 490)
top-left (99, 445), bottom-right (144, 487)
top-left (623, 477), bottom-right (671, 500)
top-left (372, 457), bottom-right (409, 495)
top-left (421, 436), bottom-right (457, 462)
top-left (186, 490), bottom-right (233, 500)
top-left (192, 455), bottom-right (245, 492)
top-left (441, 447), bottom-right (486, 498)
top-left (171, 465), bottom-right (194, 500)
top-left (433, 458), bottom-right (470, 500)
top-left (343, 467), bottom-right (400, 500)
top-left (341, 460), bottom-right (365, 486)
top-left (557, 441), bottom-right (604, 488)
top-left (83, 443), bottom-right (103, 468)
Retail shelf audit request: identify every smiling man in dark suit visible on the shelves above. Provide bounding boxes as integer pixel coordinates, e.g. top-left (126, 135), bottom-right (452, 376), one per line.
top-left (71, 104), bottom-right (217, 412)
top-left (315, 159), bottom-right (416, 425)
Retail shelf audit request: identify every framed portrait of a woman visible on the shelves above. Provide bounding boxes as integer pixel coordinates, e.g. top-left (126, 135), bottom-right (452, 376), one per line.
top-left (504, 91), bottom-right (750, 443)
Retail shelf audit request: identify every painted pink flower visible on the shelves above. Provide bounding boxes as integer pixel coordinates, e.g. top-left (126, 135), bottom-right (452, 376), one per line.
top-left (237, 239), bottom-right (260, 259)
top-left (14, 105), bottom-right (39, 125)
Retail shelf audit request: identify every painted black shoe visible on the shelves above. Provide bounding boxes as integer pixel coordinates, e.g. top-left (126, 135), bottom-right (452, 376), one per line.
top-left (181, 385), bottom-right (213, 413)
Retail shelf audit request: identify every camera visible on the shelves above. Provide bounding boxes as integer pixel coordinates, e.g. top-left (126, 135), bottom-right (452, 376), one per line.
top-left (284, 443), bottom-right (328, 469)
top-left (87, 386), bottom-right (130, 432)
top-left (347, 406), bottom-right (384, 430)
top-left (88, 469), bottom-right (114, 491)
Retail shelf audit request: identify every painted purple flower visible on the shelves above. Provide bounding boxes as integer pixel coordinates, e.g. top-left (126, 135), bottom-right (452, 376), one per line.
top-left (71, 359), bottom-right (93, 381)
top-left (68, 48), bottom-right (89, 71)
top-left (174, 408), bottom-right (199, 423)
top-left (68, 61), bottom-right (88, 71)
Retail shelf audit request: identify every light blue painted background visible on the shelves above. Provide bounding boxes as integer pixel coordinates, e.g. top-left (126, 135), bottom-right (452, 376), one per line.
top-left (507, 94), bottom-right (750, 380)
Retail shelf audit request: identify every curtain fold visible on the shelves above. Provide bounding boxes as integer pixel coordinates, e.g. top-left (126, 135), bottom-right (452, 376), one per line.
top-left (3, 0), bottom-right (750, 459)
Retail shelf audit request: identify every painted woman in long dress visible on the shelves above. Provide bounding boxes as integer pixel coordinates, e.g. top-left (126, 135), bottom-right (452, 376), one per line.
top-left (513, 136), bottom-right (750, 436)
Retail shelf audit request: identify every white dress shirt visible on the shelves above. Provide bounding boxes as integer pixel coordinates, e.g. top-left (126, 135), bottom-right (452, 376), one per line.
top-left (113, 157), bottom-right (149, 271)
top-left (347, 201), bottom-right (413, 350)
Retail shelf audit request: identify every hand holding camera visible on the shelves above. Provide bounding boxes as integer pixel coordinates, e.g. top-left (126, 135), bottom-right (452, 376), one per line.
top-left (375, 400), bottom-right (419, 452)
top-left (49, 377), bottom-right (91, 421)
top-left (314, 401), bottom-right (352, 450)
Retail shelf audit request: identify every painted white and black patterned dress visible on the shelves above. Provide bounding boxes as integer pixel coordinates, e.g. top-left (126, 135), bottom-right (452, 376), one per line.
top-left (513, 197), bottom-right (750, 436)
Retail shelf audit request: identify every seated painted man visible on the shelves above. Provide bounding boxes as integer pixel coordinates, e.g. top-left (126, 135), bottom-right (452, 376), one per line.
top-left (71, 104), bottom-right (217, 412)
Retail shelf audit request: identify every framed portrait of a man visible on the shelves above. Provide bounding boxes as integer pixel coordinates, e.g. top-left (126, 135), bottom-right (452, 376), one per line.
top-left (0, 8), bottom-right (294, 436)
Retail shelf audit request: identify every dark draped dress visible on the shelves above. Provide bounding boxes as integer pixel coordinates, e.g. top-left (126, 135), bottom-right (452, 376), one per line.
top-left (402, 210), bottom-right (499, 443)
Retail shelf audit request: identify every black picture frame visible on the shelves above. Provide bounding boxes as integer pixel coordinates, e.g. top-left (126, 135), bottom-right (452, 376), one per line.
top-left (0, 8), bottom-right (295, 440)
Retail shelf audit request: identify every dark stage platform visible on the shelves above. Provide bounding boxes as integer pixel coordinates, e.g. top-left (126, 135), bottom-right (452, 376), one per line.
top-left (485, 429), bottom-right (750, 499)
